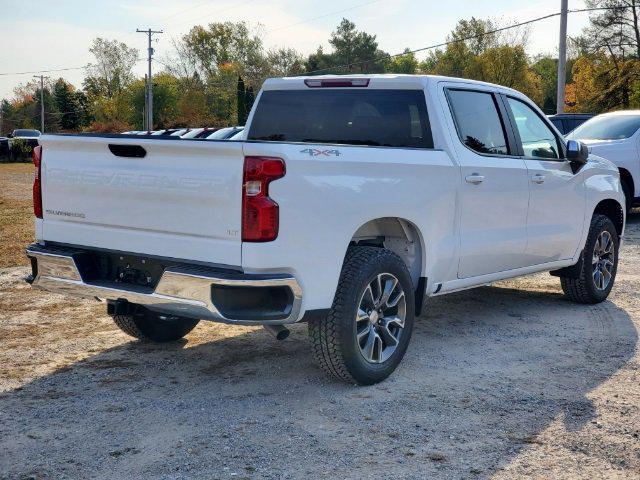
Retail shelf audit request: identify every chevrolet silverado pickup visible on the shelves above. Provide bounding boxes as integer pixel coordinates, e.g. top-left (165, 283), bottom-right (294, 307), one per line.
top-left (26, 75), bottom-right (626, 385)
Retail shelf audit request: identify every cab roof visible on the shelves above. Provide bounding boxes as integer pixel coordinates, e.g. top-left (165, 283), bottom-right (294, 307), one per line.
top-left (262, 74), bottom-right (523, 96)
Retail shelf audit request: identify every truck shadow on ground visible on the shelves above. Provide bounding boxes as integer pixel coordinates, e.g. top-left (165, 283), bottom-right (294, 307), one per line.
top-left (1, 210), bottom-right (638, 479)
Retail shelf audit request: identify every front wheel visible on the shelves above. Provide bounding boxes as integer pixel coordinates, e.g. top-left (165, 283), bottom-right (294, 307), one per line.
top-left (308, 246), bottom-right (415, 385)
top-left (561, 214), bottom-right (619, 304)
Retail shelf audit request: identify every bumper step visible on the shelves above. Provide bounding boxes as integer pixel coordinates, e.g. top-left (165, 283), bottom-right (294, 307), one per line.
top-left (25, 244), bottom-right (302, 325)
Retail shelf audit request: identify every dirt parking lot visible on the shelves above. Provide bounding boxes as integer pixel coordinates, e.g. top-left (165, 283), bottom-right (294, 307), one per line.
top-left (1, 163), bottom-right (639, 479)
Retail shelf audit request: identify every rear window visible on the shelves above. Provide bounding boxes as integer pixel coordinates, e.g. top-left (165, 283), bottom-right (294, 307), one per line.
top-left (248, 89), bottom-right (433, 148)
top-left (14, 129), bottom-right (40, 137)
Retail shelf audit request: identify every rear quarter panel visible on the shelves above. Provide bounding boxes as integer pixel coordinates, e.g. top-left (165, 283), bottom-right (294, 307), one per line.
top-left (241, 141), bottom-right (459, 313)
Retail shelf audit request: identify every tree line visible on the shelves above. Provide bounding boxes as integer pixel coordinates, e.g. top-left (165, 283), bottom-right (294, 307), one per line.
top-left (2, 1), bottom-right (640, 135)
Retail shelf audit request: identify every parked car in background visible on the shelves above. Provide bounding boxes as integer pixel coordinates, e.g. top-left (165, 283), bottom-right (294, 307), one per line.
top-left (169, 128), bottom-right (190, 137)
top-left (567, 110), bottom-right (640, 211)
top-left (179, 127), bottom-right (220, 139)
top-left (10, 129), bottom-right (41, 147)
top-left (203, 126), bottom-right (243, 140)
top-left (151, 129), bottom-right (184, 136)
top-left (548, 113), bottom-right (595, 135)
top-left (227, 129), bottom-right (245, 140)
top-left (26, 74), bottom-right (625, 385)
top-left (0, 136), bottom-right (9, 158)
top-left (180, 128), bottom-right (206, 139)
top-left (8, 129), bottom-right (41, 160)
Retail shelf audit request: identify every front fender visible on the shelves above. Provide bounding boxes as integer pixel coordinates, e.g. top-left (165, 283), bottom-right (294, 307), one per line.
top-left (574, 155), bottom-right (626, 258)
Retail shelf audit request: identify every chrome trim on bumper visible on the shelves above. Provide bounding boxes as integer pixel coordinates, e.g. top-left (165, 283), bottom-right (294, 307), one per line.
top-left (26, 247), bottom-right (302, 325)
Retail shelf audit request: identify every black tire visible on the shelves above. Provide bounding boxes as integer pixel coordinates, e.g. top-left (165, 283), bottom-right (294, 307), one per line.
top-left (561, 214), bottom-right (619, 304)
top-left (112, 307), bottom-right (199, 342)
top-left (621, 179), bottom-right (633, 213)
top-left (308, 246), bottom-right (415, 385)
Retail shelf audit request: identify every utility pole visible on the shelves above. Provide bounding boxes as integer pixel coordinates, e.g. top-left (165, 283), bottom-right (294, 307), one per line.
top-left (143, 74), bottom-right (148, 131)
top-left (556, 0), bottom-right (568, 114)
top-left (137, 28), bottom-right (163, 133)
top-left (33, 75), bottom-right (48, 132)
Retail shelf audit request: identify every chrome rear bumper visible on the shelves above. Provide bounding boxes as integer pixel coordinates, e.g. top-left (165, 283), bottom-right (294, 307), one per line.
top-left (26, 245), bottom-right (302, 325)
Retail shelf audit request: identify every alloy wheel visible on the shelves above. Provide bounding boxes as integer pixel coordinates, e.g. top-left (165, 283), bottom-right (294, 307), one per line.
top-left (592, 230), bottom-right (615, 291)
top-left (355, 273), bottom-right (407, 363)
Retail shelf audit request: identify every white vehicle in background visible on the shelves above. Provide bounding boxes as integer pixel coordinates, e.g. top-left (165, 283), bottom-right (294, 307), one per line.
top-left (26, 75), bottom-right (625, 385)
top-left (180, 128), bottom-right (207, 139)
top-left (227, 129), bottom-right (245, 140)
top-left (203, 126), bottom-right (243, 140)
top-left (567, 111), bottom-right (640, 211)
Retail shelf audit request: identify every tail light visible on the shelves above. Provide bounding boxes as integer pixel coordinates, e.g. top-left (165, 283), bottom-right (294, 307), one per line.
top-left (32, 146), bottom-right (43, 219)
top-left (242, 156), bottom-right (285, 242)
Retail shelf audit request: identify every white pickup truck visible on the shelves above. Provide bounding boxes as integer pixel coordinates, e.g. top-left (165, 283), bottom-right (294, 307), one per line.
top-left (26, 75), bottom-right (626, 385)
top-left (567, 110), bottom-right (640, 212)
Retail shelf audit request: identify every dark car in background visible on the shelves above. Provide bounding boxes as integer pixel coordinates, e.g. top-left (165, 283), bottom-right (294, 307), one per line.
top-left (0, 136), bottom-right (9, 159)
top-left (547, 113), bottom-right (595, 135)
top-left (8, 129), bottom-right (41, 160)
top-left (10, 129), bottom-right (41, 147)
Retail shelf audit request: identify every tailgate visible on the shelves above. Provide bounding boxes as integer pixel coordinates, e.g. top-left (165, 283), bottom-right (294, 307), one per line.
top-left (39, 135), bottom-right (244, 266)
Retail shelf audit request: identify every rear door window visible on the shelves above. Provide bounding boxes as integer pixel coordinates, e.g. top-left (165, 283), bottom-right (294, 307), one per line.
top-left (248, 89), bottom-right (433, 148)
top-left (446, 89), bottom-right (509, 155)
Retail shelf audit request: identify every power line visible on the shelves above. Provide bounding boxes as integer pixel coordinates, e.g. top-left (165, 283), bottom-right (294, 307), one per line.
top-left (0, 66), bottom-right (84, 76)
top-left (265, 0), bottom-right (382, 35)
top-left (299, 11), bottom-right (565, 76)
top-left (155, 0), bottom-right (217, 25)
top-left (161, 0), bottom-right (257, 30)
top-left (298, 6), bottom-right (625, 77)
top-left (1, 4), bottom-right (638, 82)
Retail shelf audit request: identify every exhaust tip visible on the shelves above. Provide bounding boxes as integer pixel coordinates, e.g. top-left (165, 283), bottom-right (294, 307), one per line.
top-left (263, 324), bottom-right (290, 341)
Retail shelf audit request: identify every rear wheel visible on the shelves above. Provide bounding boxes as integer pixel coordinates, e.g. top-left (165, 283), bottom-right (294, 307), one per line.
top-left (561, 214), bottom-right (619, 304)
top-left (112, 307), bottom-right (199, 342)
top-left (308, 246), bottom-right (415, 385)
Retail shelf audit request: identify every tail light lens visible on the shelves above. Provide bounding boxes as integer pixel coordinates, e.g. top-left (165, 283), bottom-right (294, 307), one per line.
top-left (32, 146), bottom-right (43, 219)
top-left (242, 156), bottom-right (285, 242)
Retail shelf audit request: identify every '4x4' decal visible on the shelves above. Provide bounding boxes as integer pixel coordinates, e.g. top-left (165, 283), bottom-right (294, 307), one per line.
top-left (300, 148), bottom-right (341, 157)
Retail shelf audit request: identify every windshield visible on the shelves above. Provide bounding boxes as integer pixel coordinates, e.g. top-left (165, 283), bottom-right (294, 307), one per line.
top-left (14, 129), bottom-right (40, 137)
top-left (567, 115), bottom-right (640, 140)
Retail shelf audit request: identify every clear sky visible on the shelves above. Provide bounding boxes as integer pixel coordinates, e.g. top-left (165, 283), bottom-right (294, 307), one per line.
top-left (1, 0), bottom-right (591, 100)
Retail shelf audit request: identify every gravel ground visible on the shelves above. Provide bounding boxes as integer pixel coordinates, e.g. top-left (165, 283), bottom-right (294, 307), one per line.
top-left (0, 212), bottom-right (639, 479)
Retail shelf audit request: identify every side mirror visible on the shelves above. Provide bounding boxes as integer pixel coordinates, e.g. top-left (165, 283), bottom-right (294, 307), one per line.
top-left (6, 133), bottom-right (12, 138)
top-left (566, 139), bottom-right (588, 163)
top-left (566, 139), bottom-right (588, 173)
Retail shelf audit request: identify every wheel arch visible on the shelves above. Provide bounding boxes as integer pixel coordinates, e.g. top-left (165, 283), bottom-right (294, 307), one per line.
top-left (348, 217), bottom-right (426, 312)
top-left (618, 167), bottom-right (635, 198)
top-left (593, 198), bottom-right (624, 237)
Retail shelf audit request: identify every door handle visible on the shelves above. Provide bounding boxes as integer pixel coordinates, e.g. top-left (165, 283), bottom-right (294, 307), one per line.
top-left (531, 174), bottom-right (546, 184)
top-left (465, 173), bottom-right (485, 185)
